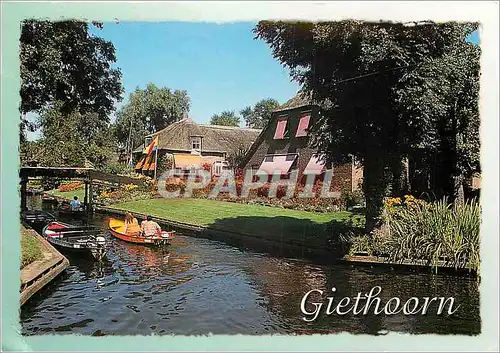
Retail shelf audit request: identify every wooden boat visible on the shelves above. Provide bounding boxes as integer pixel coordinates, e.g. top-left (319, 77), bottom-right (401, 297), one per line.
top-left (41, 193), bottom-right (59, 204)
top-left (108, 218), bottom-right (175, 246)
top-left (21, 210), bottom-right (56, 233)
top-left (42, 221), bottom-right (107, 260)
top-left (55, 201), bottom-right (88, 218)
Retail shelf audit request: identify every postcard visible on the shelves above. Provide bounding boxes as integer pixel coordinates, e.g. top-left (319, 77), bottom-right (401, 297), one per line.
top-left (2, 1), bottom-right (498, 352)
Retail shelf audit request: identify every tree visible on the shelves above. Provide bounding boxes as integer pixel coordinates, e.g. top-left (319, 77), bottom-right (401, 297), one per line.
top-left (395, 39), bottom-right (480, 203)
top-left (20, 20), bottom-right (123, 140)
top-left (240, 98), bottom-right (280, 128)
top-left (24, 105), bottom-right (118, 169)
top-left (210, 110), bottom-right (240, 126)
top-left (254, 20), bottom-right (479, 234)
top-left (114, 83), bottom-right (190, 150)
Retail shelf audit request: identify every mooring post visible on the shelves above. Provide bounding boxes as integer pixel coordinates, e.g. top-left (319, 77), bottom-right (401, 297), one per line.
top-left (84, 180), bottom-right (89, 211)
top-left (20, 174), bottom-right (28, 211)
top-left (89, 178), bottom-right (94, 213)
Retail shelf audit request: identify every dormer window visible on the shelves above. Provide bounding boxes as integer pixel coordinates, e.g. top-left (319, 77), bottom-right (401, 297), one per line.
top-left (190, 136), bottom-right (202, 151)
top-left (296, 114), bottom-right (311, 137)
top-left (273, 116), bottom-right (289, 140)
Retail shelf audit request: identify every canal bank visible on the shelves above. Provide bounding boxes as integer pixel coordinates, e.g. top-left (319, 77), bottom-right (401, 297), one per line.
top-left (20, 224), bottom-right (69, 306)
top-left (94, 204), bottom-right (477, 277)
top-left (20, 198), bottom-right (481, 336)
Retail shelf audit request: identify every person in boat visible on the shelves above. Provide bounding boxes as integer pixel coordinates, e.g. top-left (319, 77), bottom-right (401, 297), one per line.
top-left (70, 196), bottom-right (81, 211)
top-left (140, 215), bottom-right (162, 237)
top-left (124, 212), bottom-right (141, 236)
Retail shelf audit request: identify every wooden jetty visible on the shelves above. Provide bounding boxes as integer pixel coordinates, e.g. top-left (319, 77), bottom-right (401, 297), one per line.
top-left (20, 225), bottom-right (70, 306)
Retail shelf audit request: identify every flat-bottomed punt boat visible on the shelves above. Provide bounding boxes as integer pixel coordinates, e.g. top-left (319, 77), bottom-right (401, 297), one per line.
top-left (108, 218), bottom-right (174, 246)
top-left (42, 221), bottom-right (107, 260)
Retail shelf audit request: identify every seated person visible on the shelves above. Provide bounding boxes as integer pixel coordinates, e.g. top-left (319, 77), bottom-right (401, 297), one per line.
top-left (124, 212), bottom-right (141, 235)
top-left (140, 215), bottom-right (162, 237)
top-left (70, 196), bottom-right (81, 210)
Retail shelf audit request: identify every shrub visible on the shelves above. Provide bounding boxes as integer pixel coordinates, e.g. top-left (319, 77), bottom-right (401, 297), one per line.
top-left (382, 198), bottom-right (481, 272)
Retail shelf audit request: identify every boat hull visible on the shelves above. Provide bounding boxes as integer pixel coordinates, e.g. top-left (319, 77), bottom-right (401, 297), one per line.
top-left (42, 221), bottom-right (107, 261)
top-left (108, 218), bottom-right (174, 246)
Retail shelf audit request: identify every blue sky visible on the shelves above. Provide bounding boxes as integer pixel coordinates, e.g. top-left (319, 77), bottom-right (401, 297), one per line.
top-left (26, 23), bottom-right (479, 140)
top-left (90, 21), bottom-right (300, 125)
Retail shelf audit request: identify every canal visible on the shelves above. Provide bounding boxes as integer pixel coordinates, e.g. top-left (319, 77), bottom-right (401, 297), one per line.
top-left (21, 197), bottom-right (481, 336)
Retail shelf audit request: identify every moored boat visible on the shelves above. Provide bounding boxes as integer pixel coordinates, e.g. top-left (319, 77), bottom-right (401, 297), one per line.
top-left (41, 193), bottom-right (59, 204)
top-left (55, 201), bottom-right (88, 218)
top-left (42, 221), bottom-right (107, 260)
top-left (21, 210), bottom-right (56, 234)
top-left (108, 218), bottom-right (174, 246)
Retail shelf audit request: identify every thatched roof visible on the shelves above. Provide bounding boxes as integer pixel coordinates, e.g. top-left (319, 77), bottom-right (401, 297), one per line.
top-left (134, 117), bottom-right (261, 155)
top-left (273, 91), bottom-right (313, 112)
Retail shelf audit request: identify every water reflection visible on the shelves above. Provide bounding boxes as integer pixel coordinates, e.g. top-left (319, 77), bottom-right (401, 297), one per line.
top-left (21, 196), bottom-right (480, 336)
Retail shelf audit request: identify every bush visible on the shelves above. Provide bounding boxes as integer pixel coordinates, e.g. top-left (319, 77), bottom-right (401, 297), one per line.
top-left (342, 189), bottom-right (365, 209)
top-left (101, 162), bottom-right (132, 175)
top-left (382, 198), bottom-right (481, 272)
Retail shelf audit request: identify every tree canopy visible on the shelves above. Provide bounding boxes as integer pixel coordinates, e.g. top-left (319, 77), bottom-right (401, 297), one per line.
top-left (20, 20), bottom-right (123, 122)
top-left (254, 20), bottom-right (480, 234)
top-left (114, 83), bottom-right (190, 152)
top-left (240, 98), bottom-right (280, 128)
top-left (210, 110), bottom-right (240, 126)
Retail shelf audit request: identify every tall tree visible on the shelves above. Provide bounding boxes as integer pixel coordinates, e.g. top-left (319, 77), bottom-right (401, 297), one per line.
top-left (254, 20), bottom-right (478, 234)
top-left (240, 98), bottom-right (280, 128)
top-left (27, 105), bottom-right (118, 168)
top-left (210, 110), bottom-right (240, 126)
top-left (114, 83), bottom-right (190, 150)
top-left (20, 20), bottom-right (123, 140)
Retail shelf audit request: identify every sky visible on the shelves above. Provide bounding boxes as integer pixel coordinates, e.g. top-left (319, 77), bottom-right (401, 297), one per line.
top-left (26, 23), bottom-right (480, 140)
top-left (91, 21), bottom-right (300, 125)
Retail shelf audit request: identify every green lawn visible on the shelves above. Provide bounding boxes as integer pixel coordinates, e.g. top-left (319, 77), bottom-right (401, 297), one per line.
top-left (21, 225), bottom-right (43, 269)
top-left (47, 189), bottom-right (86, 200)
top-left (113, 198), bottom-right (364, 248)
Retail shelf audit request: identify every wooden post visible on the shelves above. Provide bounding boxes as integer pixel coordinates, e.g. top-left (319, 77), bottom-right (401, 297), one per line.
top-left (89, 178), bottom-right (94, 213)
top-left (154, 147), bottom-right (159, 181)
top-left (84, 180), bottom-right (89, 211)
top-left (20, 175), bottom-right (28, 211)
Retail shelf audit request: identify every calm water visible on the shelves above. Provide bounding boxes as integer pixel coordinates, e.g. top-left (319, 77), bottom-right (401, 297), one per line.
top-left (21, 197), bottom-right (481, 335)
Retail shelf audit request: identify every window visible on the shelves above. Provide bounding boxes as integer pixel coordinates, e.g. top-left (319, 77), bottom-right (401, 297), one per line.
top-left (190, 136), bottom-right (202, 151)
top-left (145, 137), bottom-right (152, 147)
top-left (296, 114), bottom-right (311, 137)
top-left (273, 116), bottom-right (289, 139)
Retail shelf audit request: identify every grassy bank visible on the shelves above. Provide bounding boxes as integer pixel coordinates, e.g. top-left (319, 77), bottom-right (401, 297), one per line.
top-left (112, 198), bottom-right (364, 249)
top-left (21, 225), bottom-right (43, 269)
top-left (47, 189), bottom-right (85, 200)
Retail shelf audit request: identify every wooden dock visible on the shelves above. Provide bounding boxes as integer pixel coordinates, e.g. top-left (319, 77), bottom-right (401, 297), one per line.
top-left (20, 225), bottom-right (69, 306)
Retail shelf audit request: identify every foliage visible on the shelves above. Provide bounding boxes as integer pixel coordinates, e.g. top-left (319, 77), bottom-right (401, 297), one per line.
top-left (20, 20), bottom-right (122, 140)
top-left (381, 198), bottom-right (481, 272)
top-left (254, 20), bottom-right (480, 234)
top-left (227, 145), bottom-right (250, 168)
top-left (100, 162), bottom-right (133, 175)
top-left (341, 189), bottom-right (365, 209)
top-left (240, 98), bottom-right (280, 128)
top-left (210, 110), bottom-right (240, 126)
top-left (113, 83), bottom-right (190, 150)
top-left (21, 230), bottom-right (43, 269)
top-left (23, 105), bottom-right (118, 168)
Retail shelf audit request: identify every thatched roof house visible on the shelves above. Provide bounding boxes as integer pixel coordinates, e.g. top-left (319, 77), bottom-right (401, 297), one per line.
top-left (240, 91), bottom-right (363, 194)
top-left (133, 117), bottom-right (261, 173)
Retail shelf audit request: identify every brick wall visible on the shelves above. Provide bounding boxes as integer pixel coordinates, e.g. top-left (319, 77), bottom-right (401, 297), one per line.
top-left (243, 105), bottom-right (360, 194)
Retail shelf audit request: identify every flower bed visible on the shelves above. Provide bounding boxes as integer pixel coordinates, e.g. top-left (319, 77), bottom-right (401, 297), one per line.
top-left (58, 181), bottom-right (84, 192)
